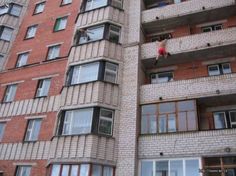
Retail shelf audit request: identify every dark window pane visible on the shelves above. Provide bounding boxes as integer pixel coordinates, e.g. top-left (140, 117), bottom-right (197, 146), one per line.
top-left (177, 100), bottom-right (195, 111)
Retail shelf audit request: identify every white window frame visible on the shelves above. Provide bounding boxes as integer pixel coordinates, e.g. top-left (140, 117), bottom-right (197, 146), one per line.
top-left (0, 5), bottom-right (9, 15)
top-left (208, 65), bottom-right (220, 76)
top-left (47, 44), bottom-right (61, 60)
top-left (85, 0), bottom-right (108, 11)
top-left (9, 4), bottom-right (22, 16)
top-left (16, 166), bottom-right (31, 176)
top-left (24, 119), bottom-right (42, 141)
top-left (34, 2), bottom-right (45, 14)
top-left (98, 108), bottom-right (114, 135)
top-left (3, 84), bottom-right (17, 102)
top-left (62, 108), bottom-right (93, 135)
top-left (79, 25), bottom-right (105, 44)
top-left (25, 25), bottom-right (37, 39)
top-left (36, 78), bottom-right (51, 97)
top-left (151, 72), bottom-right (174, 84)
top-left (213, 112), bottom-right (227, 129)
top-left (16, 52), bottom-right (29, 67)
top-left (222, 63), bottom-right (232, 74)
top-left (61, 0), bottom-right (72, 5)
top-left (140, 158), bottom-right (202, 176)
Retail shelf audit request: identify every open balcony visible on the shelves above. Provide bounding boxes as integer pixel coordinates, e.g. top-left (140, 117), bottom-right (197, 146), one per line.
top-left (142, 0), bottom-right (236, 34)
top-left (140, 73), bottom-right (236, 104)
top-left (141, 27), bottom-right (236, 69)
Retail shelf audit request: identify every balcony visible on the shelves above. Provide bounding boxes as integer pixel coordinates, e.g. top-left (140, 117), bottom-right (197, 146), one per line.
top-left (141, 27), bottom-right (236, 68)
top-left (140, 73), bottom-right (236, 104)
top-left (77, 6), bottom-right (124, 28)
top-left (142, 0), bottom-right (236, 34)
top-left (69, 40), bottom-right (123, 64)
top-left (60, 82), bottom-right (120, 108)
top-left (139, 128), bottom-right (236, 159)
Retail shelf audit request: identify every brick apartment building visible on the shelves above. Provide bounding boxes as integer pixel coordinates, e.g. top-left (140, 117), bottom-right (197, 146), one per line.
top-left (0, 0), bottom-right (236, 175)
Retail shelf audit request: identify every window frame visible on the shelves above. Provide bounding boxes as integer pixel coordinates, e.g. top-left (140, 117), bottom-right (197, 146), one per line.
top-left (202, 24), bottom-right (223, 33)
top-left (24, 118), bottom-right (42, 142)
top-left (98, 108), bottom-right (114, 135)
top-left (49, 163), bottom-right (115, 176)
top-left (0, 26), bottom-right (14, 41)
top-left (150, 71), bottom-right (174, 84)
top-left (15, 52), bottom-right (29, 68)
top-left (33, 1), bottom-right (46, 15)
top-left (76, 23), bottom-right (121, 45)
top-left (35, 78), bottom-right (51, 98)
top-left (53, 16), bottom-right (68, 32)
top-left (0, 122), bottom-right (6, 142)
top-left (24, 24), bottom-right (38, 39)
top-left (3, 84), bottom-right (17, 103)
top-left (57, 107), bottom-right (114, 137)
top-left (67, 60), bottom-right (118, 86)
top-left (15, 166), bottom-right (31, 176)
top-left (140, 158), bottom-right (201, 176)
top-left (8, 3), bottom-right (22, 17)
top-left (229, 111), bottom-right (236, 128)
top-left (213, 111), bottom-right (228, 129)
top-left (46, 44), bottom-right (61, 60)
top-left (208, 63), bottom-right (232, 76)
top-left (61, 0), bottom-right (73, 6)
top-left (141, 100), bottom-right (198, 135)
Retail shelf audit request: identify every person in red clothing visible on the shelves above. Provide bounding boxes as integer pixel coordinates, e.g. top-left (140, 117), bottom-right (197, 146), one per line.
top-left (155, 39), bottom-right (171, 65)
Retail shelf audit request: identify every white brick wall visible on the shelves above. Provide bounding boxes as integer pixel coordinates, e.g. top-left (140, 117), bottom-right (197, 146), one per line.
top-left (139, 129), bottom-right (236, 159)
top-left (142, 0), bottom-right (235, 23)
top-left (140, 73), bottom-right (236, 104)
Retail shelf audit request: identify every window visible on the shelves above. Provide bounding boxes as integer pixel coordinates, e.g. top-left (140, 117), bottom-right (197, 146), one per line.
top-left (111, 0), bottom-right (123, 9)
top-left (76, 23), bottom-right (121, 45)
top-left (15, 166), bottom-right (31, 176)
top-left (0, 123), bottom-right (6, 141)
top-left (61, 0), bottom-right (72, 5)
top-left (151, 72), bottom-right (173, 84)
top-left (150, 33), bottom-right (172, 42)
top-left (213, 110), bottom-right (236, 130)
top-left (213, 112), bottom-right (227, 129)
top-left (141, 158), bottom-right (200, 176)
top-left (54, 16), bottom-right (68, 32)
top-left (25, 25), bottom-right (37, 39)
top-left (0, 3), bottom-right (22, 16)
top-left (9, 4), bottom-right (22, 16)
top-left (57, 107), bottom-right (114, 136)
top-left (71, 62), bottom-right (99, 85)
top-left (104, 62), bottom-right (118, 83)
top-left (50, 164), bottom-right (114, 176)
top-left (0, 5), bottom-right (9, 15)
top-left (108, 25), bottom-right (120, 43)
top-left (230, 111), bottom-right (236, 128)
top-left (0, 26), bottom-right (13, 41)
top-left (16, 52), bottom-right (29, 67)
top-left (84, 0), bottom-right (108, 11)
top-left (68, 61), bottom-right (118, 85)
top-left (47, 45), bottom-right (61, 60)
top-left (203, 156), bottom-right (236, 176)
top-left (35, 78), bottom-right (51, 97)
top-left (98, 109), bottom-right (114, 135)
top-left (34, 2), bottom-right (45, 14)
top-left (3, 84), bottom-right (17, 102)
top-left (141, 100), bottom-right (197, 134)
top-left (208, 63), bottom-right (231, 76)
top-left (202, 24), bottom-right (223, 33)
top-left (24, 119), bottom-right (42, 141)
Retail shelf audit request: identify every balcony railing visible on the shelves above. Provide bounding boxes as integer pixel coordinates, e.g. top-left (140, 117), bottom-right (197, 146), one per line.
top-left (141, 27), bottom-right (236, 68)
top-left (142, 0), bottom-right (236, 33)
top-left (140, 73), bottom-right (236, 104)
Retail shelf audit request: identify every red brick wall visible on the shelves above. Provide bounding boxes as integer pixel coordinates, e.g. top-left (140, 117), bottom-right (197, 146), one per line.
top-left (0, 160), bottom-right (48, 176)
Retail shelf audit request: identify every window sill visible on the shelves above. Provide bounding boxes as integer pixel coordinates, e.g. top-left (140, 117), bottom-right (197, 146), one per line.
top-left (51, 133), bottom-right (115, 140)
top-left (34, 96), bottom-right (48, 99)
top-left (53, 28), bottom-right (66, 33)
top-left (60, 2), bottom-right (72, 7)
top-left (76, 39), bottom-right (121, 47)
top-left (0, 39), bottom-right (11, 42)
top-left (33, 12), bottom-right (43, 16)
top-left (23, 36), bottom-right (35, 40)
top-left (66, 80), bottom-right (119, 87)
top-left (23, 140), bottom-right (38, 143)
